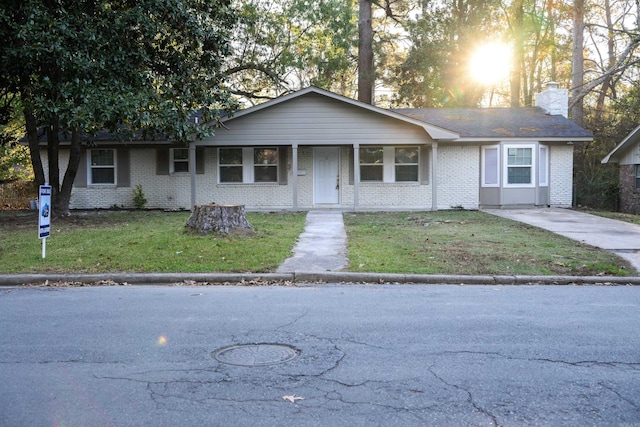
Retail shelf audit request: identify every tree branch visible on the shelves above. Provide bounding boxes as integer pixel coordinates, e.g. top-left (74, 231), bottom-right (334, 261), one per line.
top-left (569, 35), bottom-right (640, 109)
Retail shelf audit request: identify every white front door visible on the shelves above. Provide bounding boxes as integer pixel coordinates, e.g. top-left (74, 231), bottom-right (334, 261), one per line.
top-left (314, 147), bottom-right (340, 205)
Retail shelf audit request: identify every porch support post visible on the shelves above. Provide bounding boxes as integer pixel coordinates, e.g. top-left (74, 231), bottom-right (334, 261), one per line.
top-left (189, 141), bottom-right (197, 210)
top-left (431, 142), bottom-right (438, 211)
top-left (353, 143), bottom-right (360, 211)
top-left (292, 143), bottom-right (298, 210)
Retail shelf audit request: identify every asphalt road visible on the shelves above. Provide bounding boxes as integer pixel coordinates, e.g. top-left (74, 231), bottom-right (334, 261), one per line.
top-left (1, 284), bottom-right (639, 427)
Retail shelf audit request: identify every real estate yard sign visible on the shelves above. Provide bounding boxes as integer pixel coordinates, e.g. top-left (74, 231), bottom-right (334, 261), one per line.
top-left (38, 185), bottom-right (51, 258)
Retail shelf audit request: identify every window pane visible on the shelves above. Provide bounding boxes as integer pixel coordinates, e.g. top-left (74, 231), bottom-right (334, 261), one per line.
top-left (360, 147), bottom-right (383, 164)
top-left (174, 161), bottom-right (189, 173)
top-left (484, 147), bottom-right (498, 185)
top-left (91, 149), bottom-right (114, 166)
top-left (361, 165), bottom-right (383, 181)
top-left (220, 148), bottom-right (242, 165)
top-left (173, 148), bottom-right (188, 161)
top-left (92, 168), bottom-right (115, 184)
top-left (220, 166), bottom-right (243, 182)
top-left (254, 166), bottom-right (277, 182)
top-left (636, 166), bottom-right (640, 189)
top-left (508, 167), bottom-right (531, 184)
top-left (395, 165), bottom-right (418, 182)
top-left (254, 148), bottom-right (278, 165)
top-left (507, 148), bottom-right (532, 166)
top-left (395, 147), bottom-right (418, 164)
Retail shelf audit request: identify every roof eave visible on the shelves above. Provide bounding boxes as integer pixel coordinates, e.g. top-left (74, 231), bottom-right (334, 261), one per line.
top-left (453, 136), bottom-right (594, 143)
top-left (602, 124), bottom-right (640, 164)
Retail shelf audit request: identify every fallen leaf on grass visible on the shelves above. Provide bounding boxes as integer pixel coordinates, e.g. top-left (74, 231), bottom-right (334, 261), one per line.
top-left (282, 395), bottom-right (304, 403)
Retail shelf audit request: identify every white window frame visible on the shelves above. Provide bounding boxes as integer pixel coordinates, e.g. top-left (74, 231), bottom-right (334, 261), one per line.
top-left (504, 144), bottom-right (536, 188)
top-left (170, 148), bottom-right (190, 174)
top-left (88, 148), bottom-right (116, 185)
top-left (360, 146), bottom-right (419, 183)
top-left (539, 145), bottom-right (549, 187)
top-left (481, 145), bottom-right (500, 187)
top-left (218, 147), bottom-right (279, 184)
top-left (635, 165), bottom-right (640, 190)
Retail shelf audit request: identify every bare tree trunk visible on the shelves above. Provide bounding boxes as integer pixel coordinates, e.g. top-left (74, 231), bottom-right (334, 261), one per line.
top-left (46, 119), bottom-right (61, 204)
top-left (510, 0), bottom-right (524, 107)
top-left (358, 0), bottom-right (374, 104)
top-left (54, 129), bottom-right (82, 216)
top-left (547, 0), bottom-right (557, 82)
top-left (594, 0), bottom-right (615, 123)
top-left (571, 0), bottom-right (585, 126)
top-left (23, 105), bottom-right (45, 187)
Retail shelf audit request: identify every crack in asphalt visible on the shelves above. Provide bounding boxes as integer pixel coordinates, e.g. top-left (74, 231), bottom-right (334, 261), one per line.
top-left (275, 309), bottom-right (310, 330)
top-left (436, 350), bottom-right (640, 370)
top-left (598, 381), bottom-right (640, 411)
top-left (428, 364), bottom-right (500, 427)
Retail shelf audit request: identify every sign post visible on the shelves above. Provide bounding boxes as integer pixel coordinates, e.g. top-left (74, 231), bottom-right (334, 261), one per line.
top-left (38, 185), bottom-right (52, 259)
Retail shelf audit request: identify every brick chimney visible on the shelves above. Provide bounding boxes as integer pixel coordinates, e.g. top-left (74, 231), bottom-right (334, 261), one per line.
top-left (535, 82), bottom-right (568, 118)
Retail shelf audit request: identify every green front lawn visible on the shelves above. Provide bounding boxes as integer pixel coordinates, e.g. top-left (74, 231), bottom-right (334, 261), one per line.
top-left (344, 211), bottom-right (632, 276)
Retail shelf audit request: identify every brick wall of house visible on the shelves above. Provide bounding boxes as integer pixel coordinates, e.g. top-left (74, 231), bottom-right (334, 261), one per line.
top-left (437, 145), bottom-right (480, 210)
top-left (549, 145), bottom-right (574, 207)
top-left (619, 164), bottom-right (640, 214)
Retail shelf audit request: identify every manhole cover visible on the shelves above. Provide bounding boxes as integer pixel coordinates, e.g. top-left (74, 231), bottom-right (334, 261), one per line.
top-left (212, 344), bottom-right (299, 366)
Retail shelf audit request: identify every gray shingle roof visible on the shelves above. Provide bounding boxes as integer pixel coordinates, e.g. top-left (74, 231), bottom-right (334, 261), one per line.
top-left (393, 107), bottom-right (592, 139)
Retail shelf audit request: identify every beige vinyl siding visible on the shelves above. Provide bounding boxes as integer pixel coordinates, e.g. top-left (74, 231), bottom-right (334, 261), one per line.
top-left (203, 93), bottom-right (432, 146)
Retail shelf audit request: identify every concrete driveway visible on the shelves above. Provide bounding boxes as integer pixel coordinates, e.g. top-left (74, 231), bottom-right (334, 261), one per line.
top-left (484, 208), bottom-right (640, 272)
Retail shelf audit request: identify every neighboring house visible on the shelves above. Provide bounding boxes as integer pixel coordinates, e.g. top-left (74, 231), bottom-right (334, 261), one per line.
top-left (602, 125), bottom-right (640, 214)
top-left (42, 84), bottom-right (592, 211)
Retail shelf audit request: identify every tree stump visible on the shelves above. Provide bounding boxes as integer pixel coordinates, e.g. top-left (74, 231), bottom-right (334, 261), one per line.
top-left (186, 204), bottom-right (254, 235)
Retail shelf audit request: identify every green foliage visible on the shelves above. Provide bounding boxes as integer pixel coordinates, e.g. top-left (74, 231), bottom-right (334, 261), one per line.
top-left (0, 0), bottom-right (239, 213)
top-left (0, 144), bottom-right (32, 181)
top-left (228, 0), bottom-right (358, 100)
top-left (1, 0), bottom-right (238, 140)
top-left (132, 184), bottom-right (147, 209)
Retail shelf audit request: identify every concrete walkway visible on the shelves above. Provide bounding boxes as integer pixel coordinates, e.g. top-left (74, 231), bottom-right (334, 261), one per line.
top-left (276, 210), bottom-right (348, 273)
top-left (484, 208), bottom-right (640, 272)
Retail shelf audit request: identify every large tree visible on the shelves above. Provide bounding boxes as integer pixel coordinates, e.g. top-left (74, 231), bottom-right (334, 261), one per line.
top-left (226, 0), bottom-right (358, 103)
top-left (0, 0), bottom-right (238, 214)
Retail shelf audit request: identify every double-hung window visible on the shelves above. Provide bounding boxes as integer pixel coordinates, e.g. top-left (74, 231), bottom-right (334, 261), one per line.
top-left (635, 165), bottom-right (640, 190)
top-left (89, 149), bottom-right (116, 185)
top-left (395, 147), bottom-right (419, 182)
top-left (505, 145), bottom-right (535, 186)
top-left (219, 147), bottom-right (279, 183)
top-left (359, 146), bottom-right (419, 183)
top-left (171, 148), bottom-right (189, 173)
top-left (360, 147), bottom-right (383, 181)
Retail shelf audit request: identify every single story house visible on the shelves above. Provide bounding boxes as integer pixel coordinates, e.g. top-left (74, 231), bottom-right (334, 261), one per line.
top-left (602, 125), bottom-right (640, 213)
top-left (44, 84), bottom-right (592, 211)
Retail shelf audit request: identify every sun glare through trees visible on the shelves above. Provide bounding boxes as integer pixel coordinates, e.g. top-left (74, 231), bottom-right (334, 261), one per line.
top-left (468, 42), bottom-right (512, 86)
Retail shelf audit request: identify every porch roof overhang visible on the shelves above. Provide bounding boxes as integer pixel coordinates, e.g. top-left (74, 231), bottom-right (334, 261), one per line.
top-left (602, 125), bottom-right (640, 164)
top-left (220, 86), bottom-right (460, 141)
